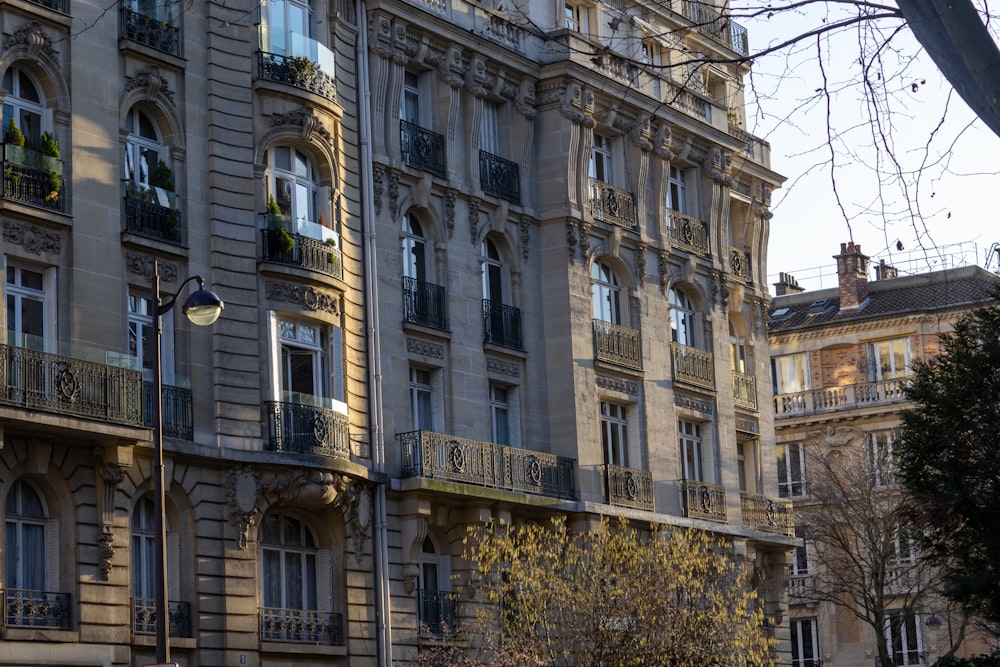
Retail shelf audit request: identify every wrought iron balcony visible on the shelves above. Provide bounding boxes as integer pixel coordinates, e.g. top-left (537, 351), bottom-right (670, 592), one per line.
top-left (483, 299), bottom-right (522, 350)
top-left (479, 150), bottom-right (521, 204)
top-left (0, 343), bottom-right (144, 427)
top-left (264, 400), bottom-right (350, 460)
top-left (123, 182), bottom-right (183, 245)
top-left (593, 320), bottom-right (642, 370)
top-left (6, 589), bottom-right (71, 629)
top-left (132, 598), bottom-right (192, 637)
top-left (3, 145), bottom-right (64, 212)
top-left (257, 52), bottom-right (337, 102)
top-left (604, 464), bottom-right (654, 511)
top-left (671, 342), bottom-right (715, 390)
top-left (686, 1), bottom-right (749, 56)
top-left (119, 5), bottom-right (181, 56)
top-left (418, 589), bottom-right (458, 637)
top-left (739, 492), bottom-right (794, 536)
top-left (666, 210), bottom-right (710, 255)
top-left (729, 247), bottom-right (752, 284)
top-left (732, 370), bottom-right (757, 411)
top-left (774, 378), bottom-right (910, 417)
top-left (28, 0), bottom-right (69, 12)
top-left (403, 276), bottom-right (448, 330)
top-left (680, 480), bottom-right (727, 523)
top-left (142, 381), bottom-right (193, 440)
top-left (589, 178), bottom-right (637, 230)
top-left (260, 607), bottom-right (343, 645)
top-left (399, 430), bottom-right (578, 500)
top-left (400, 120), bottom-right (447, 177)
top-left (260, 227), bottom-right (343, 280)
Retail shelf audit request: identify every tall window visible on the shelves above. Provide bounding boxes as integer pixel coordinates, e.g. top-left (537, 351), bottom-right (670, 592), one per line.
top-left (402, 214), bottom-right (427, 283)
top-left (601, 401), bottom-right (629, 467)
top-left (489, 383), bottom-right (511, 446)
top-left (418, 535), bottom-right (452, 635)
top-left (6, 262), bottom-right (50, 350)
top-left (591, 262), bottom-right (621, 324)
top-left (867, 429), bottom-right (897, 487)
top-left (482, 238), bottom-right (505, 305)
top-left (790, 618), bottom-right (820, 667)
top-left (667, 166), bottom-right (688, 214)
top-left (275, 317), bottom-right (343, 404)
top-left (123, 108), bottom-right (163, 191)
top-left (131, 496), bottom-right (157, 600)
top-left (669, 287), bottom-right (696, 347)
top-left (266, 145), bottom-right (323, 238)
top-left (885, 610), bottom-right (922, 667)
top-left (771, 352), bottom-right (810, 394)
top-left (5, 480), bottom-right (46, 593)
top-left (262, 0), bottom-right (312, 55)
top-left (260, 513), bottom-right (318, 612)
top-left (729, 322), bottom-right (747, 372)
top-left (481, 101), bottom-right (500, 156)
top-left (777, 442), bottom-right (807, 498)
top-left (589, 134), bottom-right (613, 182)
top-left (889, 526), bottom-right (918, 566)
top-left (2, 66), bottom-right (44, 147)
top-left (401, 71), bottom-right (422, 125)
top-left (679, 420), bottom-right (703, 480)
top-left (563, 3), bottom-right (583, 30)
top-left (792, 526), bottom-right (812, 576)
top-left (410, 367), bottom-right (434, 431)
top-left (868, 337), bottom-right (910, 381)
top-left (128, 289), bottom-right (176, 382)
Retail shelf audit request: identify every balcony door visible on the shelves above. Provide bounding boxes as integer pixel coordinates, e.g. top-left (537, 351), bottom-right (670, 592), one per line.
top-left (6, 262), bottom-right (54, 352)
top-left (261, 0), bottom-right (312, 56)
top-left (5, 480), bottom-right (46, 594)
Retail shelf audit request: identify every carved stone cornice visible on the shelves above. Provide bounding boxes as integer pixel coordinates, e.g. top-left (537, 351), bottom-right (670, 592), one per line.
top-left (486, 357), bottom-right (519, 377)
top-left (3, 220), bottom-right (61, 257)
top-left (270, 107), bottom-right (333, 145)
top-left (125, 65), bottom-right (175, 105)
top-left (4, 21), bottom-right (58, 63)
top-left (407, 337), bottom-right (444, 359)
top-left (126, 253), bottom-right (177, 284)
top-left (596, 374), bottom-right (639, 396)
top-left (265, 281), bottom-right (341, 315)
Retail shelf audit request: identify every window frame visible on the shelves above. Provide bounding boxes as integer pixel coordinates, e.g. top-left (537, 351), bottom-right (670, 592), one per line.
top-left (591, 261), bottom-right (622, 325)
top-left (589, 134), bottom-right (614, 183)
top-left (771, 352), bottom-right (810, 395)
top-left (669, 287), bottom-right (696, 347)
top-left (777, 442), bottom-right (808, 498)
top-left (667, 165), bottom-right (690, 215)
top-left (268, 312), bottom-right (344, 408)
top-left (5, 260), bottom-right (56, 351)
top-left (790, 617), bottom-right (820, 667)
top-left (867, 429), bottom-right (897, 488)
top-left (5, 479), bottom-right (48, 593)
top-left (867, 336), bottom-right (911, 381)
top-left (266, 145), bottom-right (330, 241)
top-left (678, 419), bottom-right (703, 481)
top-left (601, 401), bottom-right (629, 467)
top-left (260, 512), bottom-right (320, 612)
top-left (402, 213), bottom-right (428, 283)
top-left (401, 71), bottom-right (423, 125)
top-left (2, 65), bottom-right (46, 148)
top-left (884, 610), bottom-right (923, 667)
top-left (410, 366), bottom-right (435, 432)
top-left (480, 100), bottom-right (501, 157)
top-left (791, 526), bottom-right (813, 576)
top-left (123, 107), bottom-right (164, 192)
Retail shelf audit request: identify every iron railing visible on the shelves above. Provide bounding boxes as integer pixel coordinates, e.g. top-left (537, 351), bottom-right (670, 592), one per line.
top-left (257, 51), bottom-right (337, 102)
top-left (686, 1), bottom-right (749, 56)
top-left (418, 589), bottom-right (458, 637)
top-left (2, 145), bottom-right (64, 212)
top-left (400, 430), bottom-right (578, 500)
top-left (680, 480), bottom-right (727, 522)
top-left (732, 371), bottom-right (757, 411)
top-left (739, 492), bottom-right (794, 536)
top-left (589, 178), bottom-right (637, 230)
top-left (260, 228), bottom-right (344, 280)
top-left (400, 120), bottom-right (447, 177)
top-left (730, 247), bottom-right (752, 284)
top-left (260, 607), bottom-right (343, 644)
top-left (29, 0), bottom-right (69, 11)
top-left (5, 589), bottom-right (71, 629)
top-left (403, 276), bottom-right (448, 330)
top-left (119, 5), bottom-right (182, 56)
top-left (0, 343), bottom-right (144, 427)
top-left (671, 342), bottom-right (715, 390)
top-left (604, 464), bottom-right (654, 511)
top-left (264, 401), bottom-right (350, 460)
top-left (132, 598), bottom-right (192, 637)
top-left (483, 299), bottom-right (523, 350)
top-left (667, 210), bottom-right (710, 255)
top-left (142, 381), bottom-right (193, 440)
top-left (123, 184), bottom-right (183, 245)
top-left (479, 150), bottom-right (521, 204)
top-left (774, 378), bottom-right (910, 417)
top-left (593, 320), bottom-right (642, 370)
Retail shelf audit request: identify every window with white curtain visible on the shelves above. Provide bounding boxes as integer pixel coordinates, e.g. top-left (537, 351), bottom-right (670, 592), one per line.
top-left (867, 337), bottom-right (910, 381)
top-left (131, 496), bottom-right (157, 600)
top-left (5, 479), bottom-right (46, 593)
top-left (260, 512), bottom-right (318, 612)
top-left (771, 352), bottom-right (810, 395)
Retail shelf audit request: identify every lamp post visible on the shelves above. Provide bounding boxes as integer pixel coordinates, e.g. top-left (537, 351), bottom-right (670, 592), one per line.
top-left (150, 260), bottom-right (223, 665)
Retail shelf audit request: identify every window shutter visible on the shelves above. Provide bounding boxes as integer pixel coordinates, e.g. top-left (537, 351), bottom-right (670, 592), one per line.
top-left (46, 518), bottom-right (60, 591)
top-left (509, 387), bottom-right (521, 448)
top-left (431, 369), bottom-right (444, 432)
top-left (167, 532), bottom-right (180, 600)
top-left (267, 310), bottom-right (282, 401)
top-left (317, 549), bottom-right (332, 612)
top-left (330, 326), bottom-right (344, 402)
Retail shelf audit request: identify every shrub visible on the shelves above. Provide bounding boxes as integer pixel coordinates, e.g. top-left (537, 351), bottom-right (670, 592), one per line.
top-left (40, 131), bottom-right (60, 158)
top-left (5, 118), bottom-right (26, 147)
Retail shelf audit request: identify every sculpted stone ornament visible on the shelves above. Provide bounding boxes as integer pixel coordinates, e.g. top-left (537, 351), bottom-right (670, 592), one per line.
top-left (3, 220), bottom-right (61, 256)
top-left (270, 107), bottom-right (333, 145)
top-left (125, 65), bottom-right (175, 105)
top-left (4, 21), bottom-right (58, 63)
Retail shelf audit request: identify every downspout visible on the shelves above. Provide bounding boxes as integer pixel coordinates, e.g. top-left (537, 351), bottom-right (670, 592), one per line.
top-left (356, 3), bottom-right (392, 665)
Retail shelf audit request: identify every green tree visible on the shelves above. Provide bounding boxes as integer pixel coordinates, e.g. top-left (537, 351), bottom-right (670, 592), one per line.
top-left (897, 299), bottom-right (1000, 627)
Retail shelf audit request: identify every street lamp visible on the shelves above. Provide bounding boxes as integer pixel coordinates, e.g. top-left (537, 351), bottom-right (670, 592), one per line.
top-left (150, 260), bottom-right (223, 665)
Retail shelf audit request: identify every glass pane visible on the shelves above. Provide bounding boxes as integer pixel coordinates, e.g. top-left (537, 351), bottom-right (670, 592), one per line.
top-left (262, 549), bottom-right (282, 607)
top-left (284, 551), bottom-right (303, 609)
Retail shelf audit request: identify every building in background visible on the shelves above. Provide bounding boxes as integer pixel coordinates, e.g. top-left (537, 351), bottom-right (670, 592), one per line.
top-left (770, 243), bottom-right (999, 667)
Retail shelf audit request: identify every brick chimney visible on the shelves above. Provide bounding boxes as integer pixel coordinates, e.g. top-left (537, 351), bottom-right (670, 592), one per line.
top-left (875, 259), bottom-right (898, 281)
top-left (834, 242), bottom-right (870, 309)
top-left (773, 272), bottom-right (805, 296)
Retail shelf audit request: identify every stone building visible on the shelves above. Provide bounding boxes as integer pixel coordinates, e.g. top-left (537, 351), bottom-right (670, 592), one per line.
top-left (769, 243), bottom-right (999, 667)
top-left (0, 0), bottom-right (791, 665)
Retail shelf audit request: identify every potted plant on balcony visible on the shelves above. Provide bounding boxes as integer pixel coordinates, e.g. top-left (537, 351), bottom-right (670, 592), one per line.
top-left (39, 132), bottom-right (62, 204)
top-left (266, 195), bottom-right (294, 253)
top-left (286, 56), bottom-right (319, 87)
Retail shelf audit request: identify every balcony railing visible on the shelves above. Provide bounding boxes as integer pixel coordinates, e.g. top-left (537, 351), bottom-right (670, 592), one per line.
top-left (260, 607), bottom-right (343, 645)
top-left (5, 589), bottom-right (71, 629)
top-left (593, 320), bottom-right (642, 370)
top-left (732, 371), bottom-right (757, 411)
top-left (483, 299), bottom-right (523, 350)
top-left (123, 182), bottom-right (183, 245)
top-left (403, 276), bottom-right (448, 330)
top-left (143, 381), bottom-right (193, 440)
top-left (671, 342), bottom-right (715, 390)
top-left (666, 210), bottom-right (710, 255)
top-left (680, 480), bottom-right (727, 522)
top-left (400, 430), bottom-right (578, 500)
top-left (774, 378), bottom-right (910, 417)
top-left (0, 343), bottom-right (144, 427)
top-left (401, 120), bottom-right (447, 177)
top-left (739, 492), bottom-right (794, 536)
top-left (29, 0), bottom-right (69, 12)
top-left (260, 228), bottom-right (344, 280)
top-left (132, 598), bottom-right (192, 637)
top-left (589, 178), bottom-right (637, 230)
top-left (418, 589), bottom-right (458, 637)
top-left (604, 464), bottom-right (654, 511)
top-left (3, 145), bottom-right (64, 212)
top-left (264, 400), bottom-right (350, 460)
top-left (257, 52), bottom-right (337, 102)
top-left (729, 247), bottom-right (752, 284)
top-left (686, 1), bottom-right (749, 56)
top-left (479, 150), bottom-right (520, 204)
top-left (119, 5), bottom-right (182, 56)
top-left (789, 574), bottom-right (817, 603)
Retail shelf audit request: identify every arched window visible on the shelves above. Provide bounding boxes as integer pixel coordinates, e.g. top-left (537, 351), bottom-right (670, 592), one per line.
top-left (402, 213), bottom-right (426, 283)
top-left (481, 238), bottom-right (504, 304)
top-left (131, 496), bottom-right (156, 601)
top-left (2, 66), bottom-right (44, 146)
top-left (266, 145), bottom-right (324, 238)
top-left (123, 107), bottom-right (165, 191)
top-left (5, 480), bottom-right (46, 594)
top-left (417, 535), bottom-right (453, 636)
top-left (591, 262), bottom-right (621, 324)
top-left (670, 287), bottom-right (696, 347)
top-left (260, 513), bottom-right (318, 613)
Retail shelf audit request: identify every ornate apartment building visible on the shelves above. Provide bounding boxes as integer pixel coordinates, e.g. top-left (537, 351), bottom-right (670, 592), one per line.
top-left (769, 243), bottom-right (999, 667)
top-left (0, 0), bottom-right (791, 665)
